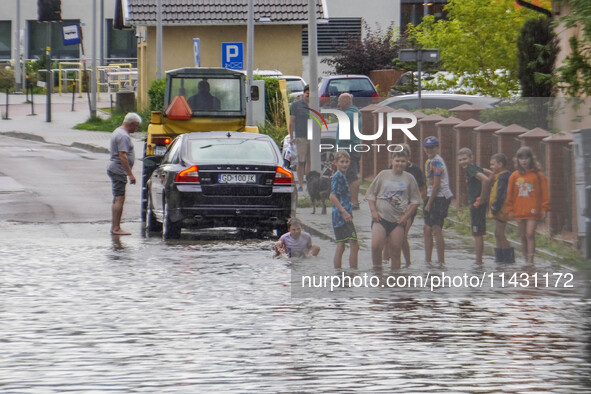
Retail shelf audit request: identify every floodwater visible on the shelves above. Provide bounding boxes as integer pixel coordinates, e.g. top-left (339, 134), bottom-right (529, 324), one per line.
top-left (1, 222), bottom-right (591, 393)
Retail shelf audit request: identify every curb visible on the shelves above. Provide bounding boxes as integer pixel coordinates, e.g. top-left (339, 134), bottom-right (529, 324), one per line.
top-left (0, 131), bottom-right (111, 155)
top-left (301, 221), bottom-right (335, 242)
top-left (1, 131), bottom-right (46, 143)
top-left (70, 142), bottom-right (110, 154)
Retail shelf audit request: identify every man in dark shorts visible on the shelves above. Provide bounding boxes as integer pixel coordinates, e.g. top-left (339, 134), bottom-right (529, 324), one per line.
top-left (458, 147), bottom-right (490, 263)
top-left (107, 112), bottom-right (141, 235)
top-left (289, 85), bottom-right (310, 192)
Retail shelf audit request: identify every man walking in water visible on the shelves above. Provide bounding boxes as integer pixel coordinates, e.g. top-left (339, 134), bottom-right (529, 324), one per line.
top-left (107, 112), bottom-right (141, 235)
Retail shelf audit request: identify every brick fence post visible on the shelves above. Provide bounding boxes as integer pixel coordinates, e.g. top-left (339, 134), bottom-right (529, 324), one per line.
top-left (359, 104), bottom-right (381, 181)
top-left (474, 121), bottom-right (504, 168)
top-left (450, 104), bottom-right (485, 121)
top-left (406, 111), bottom-right (426, 165)
top-left (436, 117), bottom-right (462, 197)
top-left (454, 118), bottom-right (483, 207)
top-left (519, 127), bottom-right (551, 168)
top-left (495, 124), bottom-right (529, 171)
top-left (543, 132), bottom-right (574, 236)
top-left (372, 106), bottom-right (396, 177)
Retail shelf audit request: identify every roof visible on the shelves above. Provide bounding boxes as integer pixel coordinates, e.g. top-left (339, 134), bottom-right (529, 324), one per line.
top-left (124, 0), bottom-right (327, 26)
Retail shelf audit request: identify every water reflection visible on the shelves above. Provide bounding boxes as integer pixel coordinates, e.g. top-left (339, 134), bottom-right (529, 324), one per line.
top-left (1, 225), bottom-right (590, 392)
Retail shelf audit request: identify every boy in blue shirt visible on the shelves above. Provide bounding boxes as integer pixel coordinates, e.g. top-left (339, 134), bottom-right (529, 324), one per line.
top-left (329, 150), bottom-right (359, 269)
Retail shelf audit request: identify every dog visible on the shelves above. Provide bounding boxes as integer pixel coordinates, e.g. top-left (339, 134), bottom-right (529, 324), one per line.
top-left (305, 170), bottom-right (331, 215)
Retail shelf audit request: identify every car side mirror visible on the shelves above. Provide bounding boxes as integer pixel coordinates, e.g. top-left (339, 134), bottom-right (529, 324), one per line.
top-left (250, 86), bottom-right (259, 101)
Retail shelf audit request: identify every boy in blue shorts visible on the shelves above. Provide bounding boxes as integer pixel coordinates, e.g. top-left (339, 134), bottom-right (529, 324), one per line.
top-left (423, 136), bottom-right (454, 263)
top-left (458, 147), bottom-right (490, 263)
top-left (329, 150), bottom-right (359, 269)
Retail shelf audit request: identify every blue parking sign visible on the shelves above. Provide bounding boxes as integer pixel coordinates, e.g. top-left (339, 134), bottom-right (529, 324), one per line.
top-left (222, 42), bottom-right (244, 70)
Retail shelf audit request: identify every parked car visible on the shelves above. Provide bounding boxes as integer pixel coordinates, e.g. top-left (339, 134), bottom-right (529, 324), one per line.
top-left (145, 131), bottom-right (293, 239)
top-left (389, 70), bottom-right (439, 96)
top-left (319, 75), bottom-right (380, 108)
top-left (283, 75), bottom-right (307, 101)
top-left (378, 93), bottom-right (501, 111)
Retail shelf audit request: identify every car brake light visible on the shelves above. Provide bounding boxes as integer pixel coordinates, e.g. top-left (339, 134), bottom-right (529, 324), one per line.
top-left (371, 92), bottom-right (380, 103)
top-left (274, 166), bottom-right (292, 185)
top-left (152, 137), bottom-right (172, 145)
top-left (320, 94), bottom-right (329, 105)
top-left (175, 165), bottom-right (200, 183)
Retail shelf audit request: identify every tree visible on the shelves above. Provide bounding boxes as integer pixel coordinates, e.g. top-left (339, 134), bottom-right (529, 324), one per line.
top-left (322, 24), bottom-right (400, 76)
top-left (556, 0), bottom-right (591, 96)
top-left (409, 0), bottom-right (550, 97)
top-left (518, 17), bottom-right (557, 97)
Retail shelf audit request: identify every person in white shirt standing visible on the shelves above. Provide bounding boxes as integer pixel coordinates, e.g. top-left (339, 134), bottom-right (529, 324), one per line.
top-left (107, 112), bottom-right (141, 235)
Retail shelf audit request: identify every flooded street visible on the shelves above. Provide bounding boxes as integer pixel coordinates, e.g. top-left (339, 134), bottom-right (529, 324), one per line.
top-left (2, 221), bottom-right (591, 392)
top-left (1, 135), bottom-right (591, 392)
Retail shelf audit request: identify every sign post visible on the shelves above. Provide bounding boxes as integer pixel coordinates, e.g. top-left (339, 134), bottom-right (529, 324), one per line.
top-left (399, 49), bottom-right (440, 109)
top-left (193, 38), bottom-right (200, 67)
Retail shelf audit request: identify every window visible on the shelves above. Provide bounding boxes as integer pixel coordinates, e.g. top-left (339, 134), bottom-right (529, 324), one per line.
top-left (170, 77), bottom-right (243, 113)
top-left (106, 19), bottom-right (137, 60)
top-left (28, 20), bottom-right (80, 59)
top-left (302, 18), bottom-right (362, 55)
top-left (401, 0), bottom-right (447, 28)
top-left (0, 21), bottom-right (11, 59)
top-left (189, 139), bottom-right (276, 164)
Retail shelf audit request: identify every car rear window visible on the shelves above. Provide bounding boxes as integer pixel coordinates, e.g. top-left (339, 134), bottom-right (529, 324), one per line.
top-left (286, 79), bottom-right (305, 92)
top-left (188, 138), bottom-right (276, 164)
top-left (326, 78), bottom-right (375, 95)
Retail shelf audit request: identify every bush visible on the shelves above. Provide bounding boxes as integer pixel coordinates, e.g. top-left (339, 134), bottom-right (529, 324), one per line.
top-left (258, 122), bottom-right (287, 147)
top-left (322, 24), bottom-right (401, 76)
top-left (0, 68), bottom-right (15, 92)
top-left (148, 78), bottom-right (165, 112)
top-left (481, 99), bottom-right (553, 130)
top-left (254, 76), bottom-right (287, 128)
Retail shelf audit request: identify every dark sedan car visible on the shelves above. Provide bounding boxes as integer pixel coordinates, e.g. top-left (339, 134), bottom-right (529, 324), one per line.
top-left (145, 131), bottom-right (293, 239)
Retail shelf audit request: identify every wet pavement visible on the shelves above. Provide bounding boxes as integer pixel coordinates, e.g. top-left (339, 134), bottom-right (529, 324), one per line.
top-left (1, 93), bottom-right (591, 392)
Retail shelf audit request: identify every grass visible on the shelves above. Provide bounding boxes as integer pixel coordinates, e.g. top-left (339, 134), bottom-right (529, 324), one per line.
top-left (297, 194), bottom-right (332, 209)
top-left (443, 205), bottom-right (588, 268)
top-left (73, 110), bottom-right (151, 132)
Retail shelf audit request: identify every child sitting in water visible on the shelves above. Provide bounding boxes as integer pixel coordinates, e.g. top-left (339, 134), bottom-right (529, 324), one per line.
top-left (274, 217), bottom-right (320, 258)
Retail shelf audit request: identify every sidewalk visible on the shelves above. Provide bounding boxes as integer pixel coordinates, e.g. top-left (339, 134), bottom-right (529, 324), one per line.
top-left (0, 92), bottom-right (144, 154)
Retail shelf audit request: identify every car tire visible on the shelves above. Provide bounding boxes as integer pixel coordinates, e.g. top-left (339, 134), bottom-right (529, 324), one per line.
top-left (162, 199), bottom-right (181, 240)
top-left (145, 192), bottom-right (162, 233)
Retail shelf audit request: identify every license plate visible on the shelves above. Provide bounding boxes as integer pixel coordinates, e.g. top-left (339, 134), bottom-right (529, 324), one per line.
top-left (154, 145), bottom-right (167, 156)
top-left (218, 174), bottom-right (256, 184)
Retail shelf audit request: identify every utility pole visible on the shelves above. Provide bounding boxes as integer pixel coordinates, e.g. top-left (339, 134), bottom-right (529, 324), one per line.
top-left (91, 0), bottom-right (97, 117)
top-left (156, 0), bottom-right (163, 79)
top-left (15, 0), bottom-right (21, 92)
top-left (46, 25), bottom-right (51, 122)
top-left (100, 0), bottom-right (104, 66)
top-left (246, 0), bottom-right (254, 126)
top-left (308, 0), bottom-right (320, 172)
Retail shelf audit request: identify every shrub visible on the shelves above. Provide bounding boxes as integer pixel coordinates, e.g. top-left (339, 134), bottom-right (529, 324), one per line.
top-left (148, 78), bottom-right (166, 112)
top-left (0, 68), bottom-right (15, 92)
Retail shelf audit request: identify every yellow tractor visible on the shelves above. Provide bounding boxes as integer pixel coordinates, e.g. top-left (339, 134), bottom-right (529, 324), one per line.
top-left (141, 67), bottom-right (258, 225)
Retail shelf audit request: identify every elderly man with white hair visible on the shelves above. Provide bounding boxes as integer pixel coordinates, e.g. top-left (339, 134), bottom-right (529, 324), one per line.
top-left (107, 112), bottom-right (141, 235)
